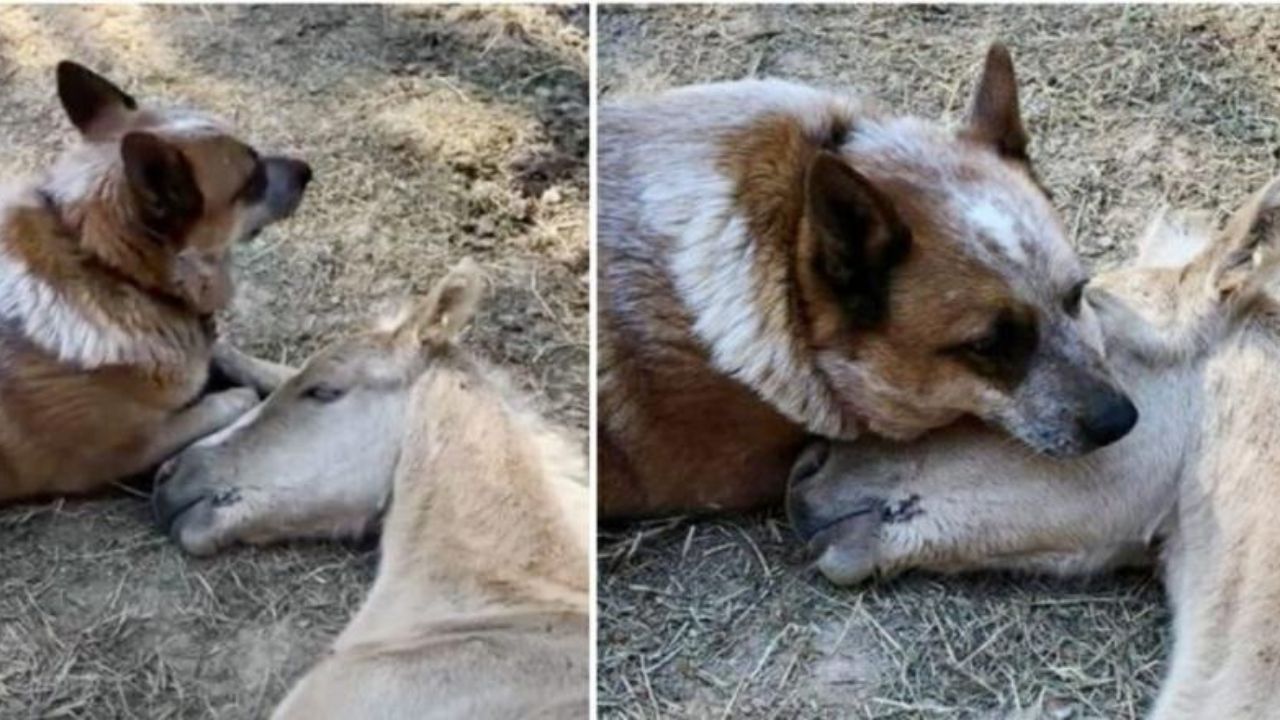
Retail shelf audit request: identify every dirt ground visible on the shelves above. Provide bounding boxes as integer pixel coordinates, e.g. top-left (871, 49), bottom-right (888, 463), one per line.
top-left (598, 5), bottom-right (1280, 719)
top-left (0, 5), bottom-right (586, 718)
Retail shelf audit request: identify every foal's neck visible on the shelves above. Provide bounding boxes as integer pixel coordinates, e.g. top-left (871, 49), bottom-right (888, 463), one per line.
top-left (388, 369), bottom-right (586, 617)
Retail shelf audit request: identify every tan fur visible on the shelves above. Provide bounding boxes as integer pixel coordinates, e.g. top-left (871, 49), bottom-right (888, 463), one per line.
top-left (788, 175), bottom-right (1280, 718)
top-left (600, 45), bottom-right (1124, 517)
top-left (0, 62), bottom-right (309, 500)
top-left (150, 262), bottom-right (588, 716)
top-left (273, 358), bottom-right (588, 720)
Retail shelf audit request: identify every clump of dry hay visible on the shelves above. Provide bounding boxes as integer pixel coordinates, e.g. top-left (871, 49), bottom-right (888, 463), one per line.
top-left (599, 5), bottom-right (1280, 718)
top-left (0, 5), bottom-right (586, 717)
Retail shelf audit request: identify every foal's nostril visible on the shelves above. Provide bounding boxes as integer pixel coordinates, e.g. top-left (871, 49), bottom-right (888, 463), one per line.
top-left (789, 439), bottom-right (831, 487)
top-left (152, 481), bottom-right (181, 531)
top-left (151, 458), bottom-right (205, 532)
top-left (787, 495), bottom-right (826, 542)
top-left (155, 458), bottom-right (178, 484)
top-left (1078, 392), bottom-right (1139, 448)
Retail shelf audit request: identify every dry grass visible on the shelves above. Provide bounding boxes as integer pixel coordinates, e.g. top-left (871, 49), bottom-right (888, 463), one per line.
top-left (598, 5), bottom-right (1280, 719)
top-left (0, 5), bottom-right (586, 717)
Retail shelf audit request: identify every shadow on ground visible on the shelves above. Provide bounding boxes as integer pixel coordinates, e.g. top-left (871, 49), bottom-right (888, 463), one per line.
top-left (0, 5), bottom-right (586, 717)
top-left (597, 4), bottom-right (1280, 718)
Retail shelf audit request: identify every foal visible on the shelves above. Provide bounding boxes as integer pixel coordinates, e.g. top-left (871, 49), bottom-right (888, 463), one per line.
top-left (153, 260), bottom-right (589, 718)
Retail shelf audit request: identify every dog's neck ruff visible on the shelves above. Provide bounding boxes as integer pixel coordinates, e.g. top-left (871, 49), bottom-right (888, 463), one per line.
top-left (0, 189), bottom-right (206, 370)
top-left (663, 187), bottom-right (854, 439)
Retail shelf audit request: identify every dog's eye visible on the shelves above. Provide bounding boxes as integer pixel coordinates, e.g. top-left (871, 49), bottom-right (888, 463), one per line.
top-left (1063, 280), bottom-right (1087, 317)
top-left (941, 310), bottom-right (1037, 385)
top-left (302, 385), bottom-right (346, 403)
top-left (963, 332), bottom-right (1002, 359)
top-left (944, 310), bottom-right (1037, 370)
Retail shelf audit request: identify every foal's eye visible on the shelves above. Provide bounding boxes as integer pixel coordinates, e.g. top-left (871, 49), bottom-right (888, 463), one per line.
top-left (302, 385), bottom-right (346, 403)
top-left (1063, 280), bottom-right (1087, 317)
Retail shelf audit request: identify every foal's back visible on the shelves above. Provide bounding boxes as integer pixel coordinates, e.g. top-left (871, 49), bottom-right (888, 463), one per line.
top-left (274, 609), bottom-right (587, 719)
top-left (1152, 310), bottom-right (1280, 720)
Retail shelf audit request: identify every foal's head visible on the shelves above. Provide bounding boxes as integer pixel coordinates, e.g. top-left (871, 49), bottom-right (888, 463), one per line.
top-left (153, 260), bottom-right (485, 556)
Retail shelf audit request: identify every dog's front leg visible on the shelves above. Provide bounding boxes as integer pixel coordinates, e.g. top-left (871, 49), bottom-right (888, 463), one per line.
top-left (135, 388), bottom-right (259, 473)
top-left (211, 340), bottom-right (297, 396)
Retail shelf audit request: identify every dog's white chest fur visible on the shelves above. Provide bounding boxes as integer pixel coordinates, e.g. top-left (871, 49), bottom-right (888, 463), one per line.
top-left (0, 214), bottom-right (188, 369)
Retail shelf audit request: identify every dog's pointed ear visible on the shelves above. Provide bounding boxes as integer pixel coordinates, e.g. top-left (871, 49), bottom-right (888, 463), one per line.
top-left (121, 132), bottom-right (204, 239)
top-left (405, 259), bottom-right (485, 349)
top-left (961, 43), bottom-right (1031, 165)
top-left (1209, 174), bottom-right (1280, 302)
top-left (805, 152), bottom-right (912, 329)
top-left (57, 61), bottom-right (138, 138)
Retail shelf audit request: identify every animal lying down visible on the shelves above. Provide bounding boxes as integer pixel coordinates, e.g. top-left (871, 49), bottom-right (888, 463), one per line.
top-left (153, 260), bottom-right (590, 719)
top-left (598, 44), bottom-right (1138, 517)
top-left (0, 61), bottom-right (310, 502)
top-left (787, 175), bottom-right (1280, 719)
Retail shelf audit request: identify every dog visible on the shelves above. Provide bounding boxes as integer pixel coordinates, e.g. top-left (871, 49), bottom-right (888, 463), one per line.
top-left (787, 174), bottom-right (1280, 719)
top-left (598, 44), bottom-right (1138, 517)
top-left (0, 61), bottom-right (311, 501)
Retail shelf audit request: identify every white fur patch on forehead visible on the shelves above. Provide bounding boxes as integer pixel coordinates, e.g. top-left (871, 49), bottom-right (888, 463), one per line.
top-left (960, 188), bottom-right (1080, 298)
top-left (846, 116), bottom-right (954, 163)
top-left (41, 108), bottom-right (231, 208)
top-left (652, 78), bottom-right (867, 140)
top-left (848, 116), bottom-right (1076, 291)
top-left (151, 107), bottom-right (233, 137)
top-left (964, 198), bottom-right (1027, 265)
top-left (954, 186), bottom-right (1072, 275)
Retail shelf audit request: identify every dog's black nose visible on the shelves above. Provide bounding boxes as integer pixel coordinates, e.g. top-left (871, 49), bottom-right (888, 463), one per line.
top-left (295, 161), bottom-right (313, 188)
top-left (1078, 391), bottom-right (1139, 447)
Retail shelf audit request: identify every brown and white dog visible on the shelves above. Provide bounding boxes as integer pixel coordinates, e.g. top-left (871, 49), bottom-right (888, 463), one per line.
top-left (0, 61), bottom-right (311, 501)
top-left (598, 44), bottom-right (1138, 517)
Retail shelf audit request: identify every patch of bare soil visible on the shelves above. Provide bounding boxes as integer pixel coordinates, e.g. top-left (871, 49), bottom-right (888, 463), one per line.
top-left (598, 5), bottom-right (1280, 718)
top-left (0, 5), bottom-right (586, 717)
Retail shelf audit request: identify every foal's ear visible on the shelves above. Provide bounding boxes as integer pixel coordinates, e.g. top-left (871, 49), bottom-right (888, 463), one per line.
top-left (1133, 206), bottom-right (1215, 270)
top-left (1211, 174), bottom-right (1280, 302)
top-left (409, 258), bottom-right (485, 348)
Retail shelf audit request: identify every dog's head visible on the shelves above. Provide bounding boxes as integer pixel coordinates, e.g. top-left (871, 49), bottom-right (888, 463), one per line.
top-left (44, 61), bottom-right (312, 314)
top-left (799, 44), bottom-right (1135, 456)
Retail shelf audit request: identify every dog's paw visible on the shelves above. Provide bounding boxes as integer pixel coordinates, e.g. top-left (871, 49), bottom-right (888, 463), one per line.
top-left (206, 387), bottom-right (259, 422)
